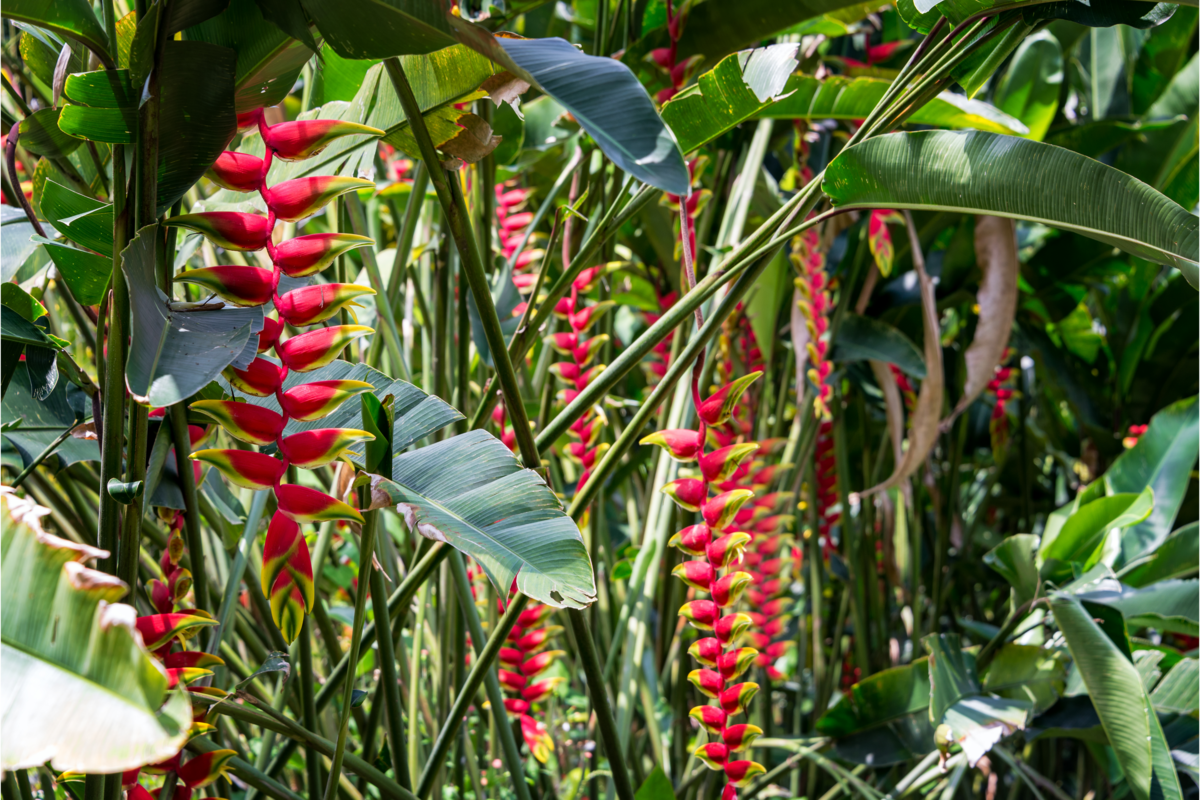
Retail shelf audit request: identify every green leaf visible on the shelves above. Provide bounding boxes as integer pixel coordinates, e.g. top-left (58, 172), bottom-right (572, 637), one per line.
top-left (1039, 488), bottom-right (1154, 571)
top-left (1131, 6), bottom-right (1198, 115)
top-left (19, 29), bottom-right (85, 89)
top-left (1121, 523), bottom-right (1199, 587)
top-left (984, 534), bottom-right (1040, 607)
top-left (994, 31), bottom-right (1062, 141)
top-left (0, 362), bottom-right (96, 467)
top-left (1079, 580), bottom-right (1200, 637)
top-left (760, 73), bottom-right (1028, 136)
top-left (186, 0), bottom-right (314, 113)
top-left (59, 107), bottom-right (137, 144)
top-left (815, 658), bottom-right (935, 765)
top-left (940, 695), bottom-right (1031, 767)
top-left (1052, 593), bottom-right (1153, 800)
top-left (39, 180), bottom-right (114, 256)
top-left (1, 308), bottom-right (56, 349)
top-left (1, 207), bottom-right (48, 283)
top-left (981, 644), bottom-right (1068, 714)
top-left (634, 766), bottom-right (676, 800)
top-left (123, 225), bottom-right (263, 407)
top-left (18, 107), bottom-right (83, 158)
top-left (37, 238), bottom-right (111, 306)
top-left (63, 68), bottom-right (138, 108)
top-left (660, 44), bottom-right (800, 154)
top-left (300, 0), bottom-right (455, 58)
top-left (255, 0), bottom-right (318, 52)
top-left (313, 45), bottom-right (375, 105)
top-left (155, 40), bottom-right (238, 215)
top-left (360, 391), bottom-right (395, 480)
top-left (2, 0), bottom-right (112, 67)
top-left (1150, 658), bottom-right (1199, 715)
top-left (107, 478), bottom-right (145, 505)
top-left (1, 490), bottom-right (191, 771)
top-left (1105, 396), bottom-right (1199, 563)
top-left (374, 431), bottom-right (597, 609)
top-left (924, 633), bottom-right (981, 725)
top-left (831, 314), bottom-right (927, 378)
top-left (499, 37), bottom-right (688, 196)
top-left (822, 131), bottom-right (1200, 287)
top-left (1, 283), bottom-right (47, 323)
top-left (1045, 117), bottom-right (1182, 158)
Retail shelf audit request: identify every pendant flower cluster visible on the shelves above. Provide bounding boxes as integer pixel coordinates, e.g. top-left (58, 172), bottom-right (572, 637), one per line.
top-left (641, 372), bottom-right (768, 799)
top-left (167, 110), bottom-right (384, 642)
top-left (792, 227), bottom-right (833, 420)
top-left (498, 600), bottom-right (564, 762)
top-left (988, 348), bottom-right (1016, 453)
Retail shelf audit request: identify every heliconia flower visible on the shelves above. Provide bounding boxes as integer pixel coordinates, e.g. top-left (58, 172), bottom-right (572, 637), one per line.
top-left (266, 176), bottom-right (375, 222)
top-left (518, 604), bottom-right (555, 629)
top-left (275, 283), bottom-right (376, 326)
top-left (165, 212), bottom-right (271, 251)
top-left (689, 704), bottom-right (728, 734)
top-left (722, 724), bottom-right (763, 753)
top-left (503, 698), bottom-right (531, 715)
top-left (165, 666), bottom-right (213, 688)
top-left (223, 358), bottom-right (284, 397)
top-left (679, 599), bottom-right (721, 630)
top-left (516, 626), bottom-right (562, 653)
top-left (521, 676), bottom-right (565, 703)
top-left (867, 210), bottom-right (904, 278)
top-left (279, 379), bottom-right (374, 421)
top-left (717, 647), bottom-right (759, 682)
top-left (714, 613), bottom-right (754, 644)
top-left (190, 400), bottom-right (285, 446)
top-left (275, 483), bottom-right (364, 524)
top-left (640, 429), bottom-right (703, 461)
top-left (724, 761), bottom-right (766, 788)
top-left (500, 647), bottom-right (524, 666)
top-left (550, 361), bottom-right (581, 382)
top-left (258, 316), bottom-right (284, 353)
top-left (127, 787), bottom-right (153, 800)
top-left (207, 151), bottom-right (265, 192)
top-left (688, 637), bottom-right (723, 667)
top-left (662, 478), bottom-right (707, 511)
top-left (192, 449), bottom-right (285, 490)
top-left (672, 560), bottom-right (715, 592)
top-left (520, 714), bottom-right (554, 764)
top-left (261, 512), bottom-right (315, 623)
top-left (262, 119), bottom-right (385, 161)
top-left (702, 489), bottom-right (755, 531)
top-left (712, 571), bottom-right (755, 607)
top-left (167, 568), bottom-right (192, 602)
top-left (700, 443), bottom-right (760, 483)
top-left (175, 266), bottom-right (275, 306)
top-left (687, 668), bottom-right (725, 698)
top-left (163, 651), bottom-right (225, 670)
top-left (499, 669), bottom-right (527, 692)
top-left (237, 108), bottom-right (264, 130)
top-left (276, 325), bottom-right (373, 372)
top-left (698, 371), bottom-right (763, 426)
top-left (572, 335), bottom-right (609, 367)
top-left (669, 523), bottom-right (712, 556)
top-left (278, 428), bottom-right (374, 469)
top-left (545, 332), bottom-right (578, 354)
top-left (150, 578), bottom-right (173, 613)
top-left (567, 301), bottom-right (612, 333)
top-left (707, 532), bottom-right (751, 568)
top-left (135, 613), bottom-right (216, 651)
top-left (518, 650), bottom-right (564, 678)
top-left (274, 233), bottom-right (374, 277)
top-left (719, 683), bottom-right (760, 717)
top-left (177, 749), bottom-right (237, 789)
top-left (695, 743), bottom-right (730, 770)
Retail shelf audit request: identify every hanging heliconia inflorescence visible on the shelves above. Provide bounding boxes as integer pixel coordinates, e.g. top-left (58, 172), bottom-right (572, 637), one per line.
top-left (495, 183), bottom-right (545, 293)
top-left (548, 263), bottom-right (612, 496)
top-left (167, 109), bottom-right (385, 643)
top-left (497, 599), bottom-right (565, 762)
top-left (646, 0), bottom-right (701, 103)
top-left (988, 348), bottom-right (1017, 453)
top-left (641, 373), bottom-right (769, 798)
top-left (792, 228), bottom-right (834, 421)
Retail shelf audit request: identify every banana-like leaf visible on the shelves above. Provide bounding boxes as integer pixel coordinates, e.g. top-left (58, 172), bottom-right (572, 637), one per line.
top-left (186, 0), bottom-right (315, 113)
top-left (1076, 579), bottom-right (1200, 636)
top-left (1, 362), bottom-right (97, 467)
top-left (981, 645), bottom-right (1068, 714)
top-left (993, 31), bottom-right (1062, 141)
top-left (300, 0), bottom-right (454, 58)
top-left (1038, 487), bottom-right (1154, 572)
top-left (2, 0), bottom-right (112, 66)
top-left (124, 225), bottom-right (262, 407)
top-left (831, 314), bottom-right (926, 378)
top-left (18, 107), bottom-right (83, 158)
top-left (760, 74), bottom-right (1028, 136)
top-left (1121, 522), bottom-right (1199, 587)
top-left (1104, 395), bottom-right (1199, 563)
top-left (1, 488), bottom-right (191, 772)
top-left (822, 131), bottom-right (1200, 286)
top-left (815, 658), bottom-right (935, 766)
top-left (39, 180), bottom-right (114, 256)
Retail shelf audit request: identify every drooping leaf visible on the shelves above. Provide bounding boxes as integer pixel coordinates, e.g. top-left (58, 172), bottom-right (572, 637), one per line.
top-left (2, 0), bottom-right (112, 67)
top-left (1046, 117), bottom-right (1182, 158)
top-left (18, 29), bottom-right (85, 89)
top-left (37, 238), bottom-right (111, 307)
top-left (815, 658), bottom-right (935, 765)
top-left (0, 488), bottom-right (191, 772)
top-left (993, 31), bottom-right (1062, 141)
top-left (123, 225), bottom-right (263, 407)
top-left (981, 645), bottom-right (1068, 714)
top-left (255, 0), bottom-right (317, 51)
top-left (39, 180), bottom-right (114, 256)
top-left (1052, 593), bottom-right (1153, 800)
top-left (924, 633), bottom-right (981, 725)
top-left (1, 362), bottom-right (97, 468)
top-left (1104, 396), bottom-right (1199, 563)
top-left (831, 314), bottom-right (926, 378)
top-left (634, 766), bottom-right (676, 800)
top-left (1121, 522), bottom-right (1199, 587)
top-left (1, 207), bottom-right (48, 284)
top-left (823, 131), bottom-right (1200, 287)
top-left (18, 107), bottom-right (83, 160)
top-left (660, 44), bottom-right (800, 154)
top-left (300, 0), bottom-right (455, 58)
top-left (1040, 488), bottom-right (1155, 572)
top-left (1076, 579), bottom-right (1200, 636)
top-left (313, 44), bottom-right (376, 105)
top-left (984, 534), bottom-right (1040, 608)
top-left (1150, 658), bottom-right (1199, 715)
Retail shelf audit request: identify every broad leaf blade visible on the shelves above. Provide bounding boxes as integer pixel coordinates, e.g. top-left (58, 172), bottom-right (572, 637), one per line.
top-left (831, 314), bottom-right (926, 378)
top-left (2, 0), bottom-right (111, 66)
top-left (822, 131), bottom-right (1200, 286)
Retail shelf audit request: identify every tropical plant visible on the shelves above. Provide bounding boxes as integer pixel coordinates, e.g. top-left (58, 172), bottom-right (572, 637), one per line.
top-left (1, 2), bottom-right (1197, 800)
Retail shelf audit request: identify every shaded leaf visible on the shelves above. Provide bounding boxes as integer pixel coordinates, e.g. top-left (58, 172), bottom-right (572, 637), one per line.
top-left (984, 534), bottom-right (1040, 608)
top-left (18, 108), bottom-right (83, 159)
top-left (815, 658), bottom-right (935, 765)
top-left (1, 362), bottom-right (97, 467)
top-left (1040, 488), bottom-right (1155, 572)
top-left (3, 0), bottom-right (112, 67)
top-left (39, 180), bottom-right (113, 256)
top-left (993, 31), bottom-right (1062, 141)
top-left (37, 238), bottom-right (111, 306)
top-left (1121, 522), bottom-right (1199, 587)
top-left (831, 313), bottom-right (926, 378)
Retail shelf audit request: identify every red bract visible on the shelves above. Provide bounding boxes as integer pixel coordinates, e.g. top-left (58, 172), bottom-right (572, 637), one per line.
top-left (273, 233), bottom-right (374, 277)
top-left (278, 428), bottom-right (374, 469)
top-left (276, 325), bottom-right (373, 372)
top-left (262, 120), bottom-right (385, 160)
top-left (274, 483), bottom-right (364, 524)
top-left (279, 379), bottom-right (374, 421)
top-left (207, 151), bottom-right (265, 192)
top-left (166, 212), bottom-right (271, 251)
top-left (191, 449), bottom-right (285, 490)
top-left (265, 176), bottom-right (375, 222)
top-left (174, 266), bottom-right (275, 307)
top-left (258, 316), bottom-right (284, 352)
top-left (275, 283), bottom-right (376, 326)
top-left (190, 400), bottom-right (285, 446)
top-left (224, 357), bottom-right (284, 397)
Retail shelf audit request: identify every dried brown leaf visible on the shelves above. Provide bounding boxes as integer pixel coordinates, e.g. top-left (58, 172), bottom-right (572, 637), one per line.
top-left (439, 113), bottom-right (501, 165)
top-left (481, 71), bottom-right (530, 109)
top-left (940, 215), bottom-right (1018, 431)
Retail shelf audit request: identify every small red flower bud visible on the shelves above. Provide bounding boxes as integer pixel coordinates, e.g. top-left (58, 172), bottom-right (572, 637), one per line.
top-left (498, 669), bottom-right (527, 692)
top-left (679, 599), bottom-right (721, 630)
top-left (519, 650), bottom-right (564, 678)
top-left (279, 379), bottom-right (374, 422)
top-left (718, 682), bottom-right (760, 717)
top-left (175, 266), bottom-right (275, 307)
top-left (224, 357), bottom-right (284, 397)
top-left (274, 483), bottom-right (364, 524)
top-left (706, 532), bottom-right (751, 568)
top-left (687, 637), bottom-right (723, 667)
top-left (699, 443), bottom-right (759, 483)
top-left (503, 698), bottom-right (530, 715)
top-left (711, 571), bottom-right (754, 607)
top-left (671, 560), bottom-right (714, 592)
top-left (724, 761), bottom-right (767, 787)
top-left (687, 668), bottom-right (725, 698)
top-left (697, 371), bottom-right (762, 426)
top-left (717, 647), bottom-right (759, 682)
top-left (165, 212), bottom-right (271, 251)
top-left (669, 523), bottom-right (712, 556)
top-left (662, 478), bottom-right (707, 511)
top-left (266, 176), bottom-right (375, 222)
top-left (722, 724), bottom-right (764, 752)
top-left (278, 428), bottom-right (375, 469)
top-left (274, 233), bottom-right (374, 277)
top-left (695, 743), bottom-right (729, 770)
top-left (261, 119), bottom-right (384, 161)
top-left (516, 626), bottom-right (562, 653)
top-left (702, 489), bottom-right (756, 530)
top-left (640, 429), bottom-right (703, 461)
top-left (521, 676), bottom-right (565, 703)
top-left (689, 704), bottom-right (727, 734)
top-left (207, 151), bottom-right (265, 192)
top-left (190, 399), bottom-right (285, 446)
top-left (192, 449), bottom-right (286, 491)
top-left (714, 613), bottom-right (754, 645)
top-left (276, 325), bottom-right (373, 372)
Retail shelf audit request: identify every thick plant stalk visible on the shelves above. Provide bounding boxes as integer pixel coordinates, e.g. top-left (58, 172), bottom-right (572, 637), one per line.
top-left (369, 557), bottom-right (411, 789)
top-left (170, 404), bottom-right (209, 612)
top-left (323, 499), bottom-right (379, 800)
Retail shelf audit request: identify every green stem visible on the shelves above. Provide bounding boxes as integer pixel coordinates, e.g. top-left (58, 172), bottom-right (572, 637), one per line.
top-left (8, 423), bottom-right (77, 489)
top-left (170, 404), bottom-right (209, 611)
top-left (407, 581), bottom-right (429, 788)
top-left (345, 193), bottom-right (410, 379)
top-left (118, 399), bottom-right (148, 588)
top-left (209, 488), bottom-right (269, 654)
top-left (299, 617), bottom-right (324, 798)
top-left (370, 544), bottom-right (412, 790)
top-left (323, 494), bottom-right (380, 800)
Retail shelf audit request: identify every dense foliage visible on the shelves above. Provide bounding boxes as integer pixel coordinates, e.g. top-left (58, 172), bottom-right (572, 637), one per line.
top-left (1, 2), bottom-right (1197, 800)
